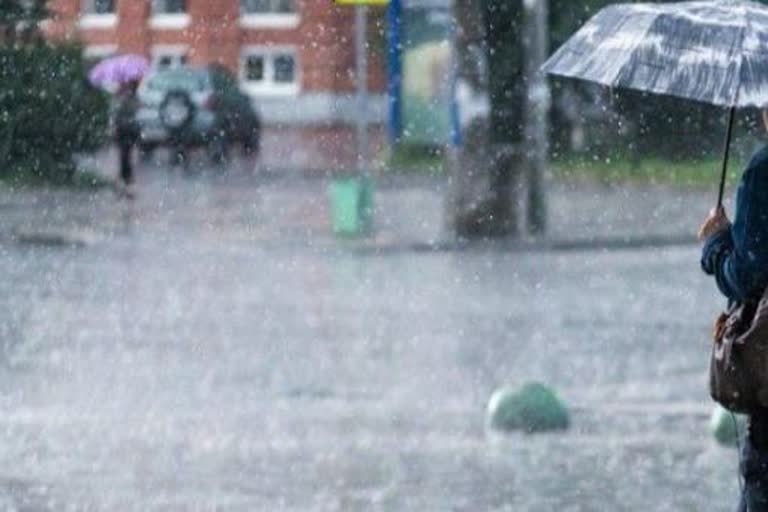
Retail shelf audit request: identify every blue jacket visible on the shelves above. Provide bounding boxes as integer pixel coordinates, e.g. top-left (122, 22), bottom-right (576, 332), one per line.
top-left (702, 145), bottom-right (768, 302)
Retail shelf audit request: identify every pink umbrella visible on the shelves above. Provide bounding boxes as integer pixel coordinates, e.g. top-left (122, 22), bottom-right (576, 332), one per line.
top-left (89, 54), bottom-right (150, 88)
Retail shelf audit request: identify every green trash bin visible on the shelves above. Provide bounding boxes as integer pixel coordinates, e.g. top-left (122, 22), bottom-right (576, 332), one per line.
top-left (328, 176), bottom-right (374, 237)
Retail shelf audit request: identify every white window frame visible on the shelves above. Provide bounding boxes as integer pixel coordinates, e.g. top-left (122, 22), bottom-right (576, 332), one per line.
top-left (83, 44), bottom-right (118, 60)
top-left (149, 13), bottom-right (190, 29)
top-left (240, 12), bottom-right (299, 29)
top-left (240, 46), bottom-right (300, 96)
top-left (79, 0), bottom-right (117, 28)
top-left (150, 45), bottom-right (189, 70)
top-left (79, 13), bottom-right (117, 28)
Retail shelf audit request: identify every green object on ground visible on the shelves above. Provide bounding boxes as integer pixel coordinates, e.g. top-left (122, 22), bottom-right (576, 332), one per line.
top-left (710, 405), bottom-right (746, 447)
top-left (328, 176), bottom-right (374, 237)
top-left (487, 382), bottom-right (570, 433)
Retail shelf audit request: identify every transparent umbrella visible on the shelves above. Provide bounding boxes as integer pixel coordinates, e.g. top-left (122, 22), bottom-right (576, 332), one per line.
top-left (542, 0), bottom-right (768, 207)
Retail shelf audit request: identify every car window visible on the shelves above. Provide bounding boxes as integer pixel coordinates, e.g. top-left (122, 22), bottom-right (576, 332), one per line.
top-left (144, 70), bottom-right (211, 94)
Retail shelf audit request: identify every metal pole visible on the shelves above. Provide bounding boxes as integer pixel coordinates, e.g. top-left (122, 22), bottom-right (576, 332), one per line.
top-left (448, 2), bottom-right (461, 148)
top-left (717, 106), bottom-right (737, 209)
top-left (524, 0), bottom-right (549, 235)
top-left (386, 0), bottom-right (402, 145)
top-left (446, 0), bottom-right (463, 235)
top-left (355, 5), bottom-right (369, 176)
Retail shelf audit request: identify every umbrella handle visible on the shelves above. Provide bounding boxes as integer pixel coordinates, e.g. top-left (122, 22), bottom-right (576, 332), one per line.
top-left (717, 106), bottom-right (737, 209)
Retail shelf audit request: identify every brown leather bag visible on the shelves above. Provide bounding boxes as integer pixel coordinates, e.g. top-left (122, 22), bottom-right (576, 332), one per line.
top-left (710, 288), bottom-right (768, 413)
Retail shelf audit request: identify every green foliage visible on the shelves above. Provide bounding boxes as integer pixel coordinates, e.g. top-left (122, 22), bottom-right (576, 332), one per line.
top-left (0, 0), bottom-right (46, 22)
top-left (385, 144), bottom-right (446, 174)
top-left (552, 155), bottom-right (747, 188)
top-left (612, 90), bottom-right (741, 161)
top-left (0, 43), bottom-right (110, 182)
top-left (0, 0), bottom-right (47, 43)
top-left (550, 0), bottom-right (614, 49)
top-left (482, 0), bottom-right (526, 144)
top-left (0, 167), bottom-right (114, 190)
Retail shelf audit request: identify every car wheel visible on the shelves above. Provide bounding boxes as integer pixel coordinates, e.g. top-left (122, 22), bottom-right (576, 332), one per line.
top-left (160, 90), bottom-right (195, 134)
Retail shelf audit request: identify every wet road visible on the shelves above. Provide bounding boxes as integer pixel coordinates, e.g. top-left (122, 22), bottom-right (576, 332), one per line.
top-left (0, 167), bottom-right (739, 510)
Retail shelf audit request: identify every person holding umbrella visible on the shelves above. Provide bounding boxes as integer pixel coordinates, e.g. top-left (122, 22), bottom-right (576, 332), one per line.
top-left (542, 1), bottom-right (768, 509)
top-left (700, 115), bottom-right (768, 509)
top-left (699, 111), bottom-right (768, 510)
top-left (113, 79), bottom-right (141, 198)
top-left (89, 54), bottom-right (150, 199)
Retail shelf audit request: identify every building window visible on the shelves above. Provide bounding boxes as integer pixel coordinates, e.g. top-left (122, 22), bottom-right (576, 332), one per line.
top-left (244, 55), bottom-right (265, 82)
top-left (240, 48), bottom-right (299, 95)
top-left (82, 0), bottom-right (114, 14)
top-left (151, 46), bottom-right (189, 70)
top-left (240, 0), bottom-right (299, 29)
top-left (150, 0), bottom-right (189, 29)
top-left (241, 0), bottom-right (296, 14)
top-left (79, 0), bottom-right (117, 28)
top-left (153, 0), bottom-right (186, 14)
top-left (273, 54), bottom-right (296, 84)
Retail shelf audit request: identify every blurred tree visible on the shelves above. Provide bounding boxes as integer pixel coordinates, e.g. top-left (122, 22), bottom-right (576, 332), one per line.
top-left (0, 2), bottom-right (109, 184)
top-left (452, 0), bottom-right (529, 238)
top-left (549, 0), bottom-right (611, 48)
top-left (484, 0), bottom-right (525, 148)
top-left (0, 0), bottom-right (47, 45)
top-left (547, 0), bottom-right (615, 159)
top-left (481, 0), bottom-right (525, 237)
top-left (0, 44), bottom-right (110, 183)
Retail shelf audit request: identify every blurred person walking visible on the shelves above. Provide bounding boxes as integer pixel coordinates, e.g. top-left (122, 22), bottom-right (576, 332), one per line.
top-left (114, 79), bottom-right (140, 199)
top-left (700, 110), bottom-right (768, 512)
top-left (89, 54), bottom-right (150, 199)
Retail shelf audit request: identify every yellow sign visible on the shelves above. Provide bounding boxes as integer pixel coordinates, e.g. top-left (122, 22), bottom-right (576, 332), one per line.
top-left (335, 0), bottom-right (389, 5)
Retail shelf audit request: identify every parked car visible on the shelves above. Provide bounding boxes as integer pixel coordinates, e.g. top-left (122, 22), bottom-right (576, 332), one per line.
top-left (136, 64), bottom-right (261, 164)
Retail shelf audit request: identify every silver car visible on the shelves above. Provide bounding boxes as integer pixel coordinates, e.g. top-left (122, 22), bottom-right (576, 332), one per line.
top-left (136, 65), bottom-right (261, 164)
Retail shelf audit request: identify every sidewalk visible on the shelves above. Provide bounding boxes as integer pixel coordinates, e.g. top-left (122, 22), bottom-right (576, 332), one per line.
top-left (1, 151), bottom-right (716, 252)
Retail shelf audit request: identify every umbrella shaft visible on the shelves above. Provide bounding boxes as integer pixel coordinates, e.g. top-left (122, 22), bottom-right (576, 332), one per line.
top-left (718, 106), bottom-right (737, 209)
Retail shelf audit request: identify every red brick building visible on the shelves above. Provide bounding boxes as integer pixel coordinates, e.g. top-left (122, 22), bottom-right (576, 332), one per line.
top-left (45, 0), bottom-right (388, 170)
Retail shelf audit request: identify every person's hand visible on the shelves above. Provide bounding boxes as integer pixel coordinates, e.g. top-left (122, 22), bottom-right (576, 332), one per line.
top-left (698, 207), bottom-right (730, 241)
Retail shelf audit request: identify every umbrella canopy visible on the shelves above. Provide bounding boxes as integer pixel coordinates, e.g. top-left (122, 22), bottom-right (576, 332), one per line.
top-left (89, 54), bottom-right (150, 89)
top-left (542, 0), bottom-right (768, 108)
top-left (542, 0), bottom-right (768, 208)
